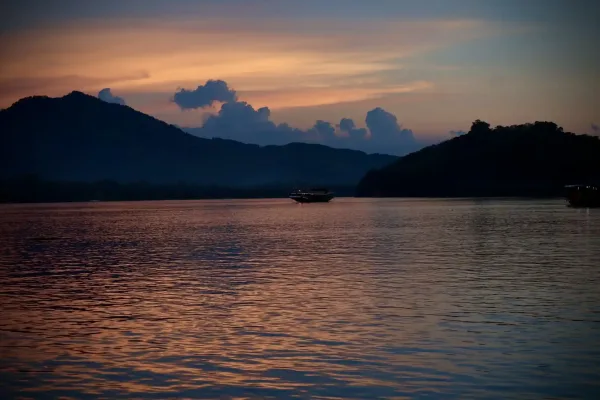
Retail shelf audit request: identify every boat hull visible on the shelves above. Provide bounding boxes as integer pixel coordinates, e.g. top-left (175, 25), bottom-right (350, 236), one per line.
top-left (565, 184), bottom-right (600, 208)
top-left (290, 194), bottom-right (334, 203)
top-left (567, 198), bottom-right (600, 208)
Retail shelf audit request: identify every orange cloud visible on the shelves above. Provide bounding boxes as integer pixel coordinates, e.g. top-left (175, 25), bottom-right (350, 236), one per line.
top-left (240, 81), bottom-right (435, 110)
top-left (0, 17), bottom-right (504, 108)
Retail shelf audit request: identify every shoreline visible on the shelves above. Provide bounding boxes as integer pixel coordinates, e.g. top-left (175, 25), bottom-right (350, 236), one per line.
top-left (0, 195), bottom-right (567, 205)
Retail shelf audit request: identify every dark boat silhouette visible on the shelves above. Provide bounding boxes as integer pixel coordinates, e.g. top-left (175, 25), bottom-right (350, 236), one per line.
top-left (289, 188), bottom-right (334, 203)
top-left (565, 184), bottom-right (600, 208)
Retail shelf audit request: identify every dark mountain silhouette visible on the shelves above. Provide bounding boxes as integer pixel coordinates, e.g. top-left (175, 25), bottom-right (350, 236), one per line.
top-left (0, 92), bottom-right (396, 190)
top-left (0, 177), bottom-right (360, 203)
top-left (356, 120), bottom-right (600, 197)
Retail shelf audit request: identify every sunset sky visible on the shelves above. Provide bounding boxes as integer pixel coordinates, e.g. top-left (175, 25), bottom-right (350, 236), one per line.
top-left (1, 0), bottom-right (598, 151)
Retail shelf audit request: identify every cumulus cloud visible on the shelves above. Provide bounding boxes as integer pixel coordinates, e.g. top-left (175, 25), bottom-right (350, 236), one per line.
top-left (309, 120), bottom-right (336, 140)
top-left (366, 107), bottom-right (416, 145)
top-left (339, 118), bottom-right (355, 133)
top-left (338, 118), bottom-right (368, 140)
top-left (190, 105), bottom-right (417, 154)
top-left (203, 101), bottom-right (274, 134)
top-left (173, 79), bottom-right (237, 110)
top-left (200, 100), bottom-right (309, 145)
top-left (98, 88), bottom-right (125, 105)
top-left (177, 80), bottom-right (422, 155)
top-left (450, 130), bottom-right (467, 136)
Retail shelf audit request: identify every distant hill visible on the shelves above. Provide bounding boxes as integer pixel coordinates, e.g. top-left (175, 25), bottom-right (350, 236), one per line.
top-left (356, 120), bottom-right (600, 197)
top-left (0, 92), bottom-right (396, 189)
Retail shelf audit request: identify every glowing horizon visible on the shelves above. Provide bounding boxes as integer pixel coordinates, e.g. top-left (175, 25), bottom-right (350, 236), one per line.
top-left (1, 1), bottom-right (598, 142)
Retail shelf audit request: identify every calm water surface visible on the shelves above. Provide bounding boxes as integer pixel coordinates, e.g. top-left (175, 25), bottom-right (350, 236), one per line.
top-left (1, 198), bottom-right (599, 399)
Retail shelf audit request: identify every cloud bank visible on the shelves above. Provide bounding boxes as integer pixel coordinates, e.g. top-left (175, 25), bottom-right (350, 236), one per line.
top-left (592, 123), bottom-right (599, 134)
top-left (178, 80), bottom-right (420, 155)
top-left (98, 88), bottom-right (126, 105)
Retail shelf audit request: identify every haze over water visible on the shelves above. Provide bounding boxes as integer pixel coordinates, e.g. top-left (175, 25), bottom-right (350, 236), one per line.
top-left (1, 198), bottom-right (599, 399)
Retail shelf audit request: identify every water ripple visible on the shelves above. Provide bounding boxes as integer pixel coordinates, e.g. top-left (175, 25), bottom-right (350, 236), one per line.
top-left (0, 198), bottom-right (599, 398)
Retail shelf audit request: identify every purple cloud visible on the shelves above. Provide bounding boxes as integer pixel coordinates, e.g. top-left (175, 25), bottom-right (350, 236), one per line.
top-left (173, 80), bottom-right (237, 110)
top-left (178, 80), bottom-right (421, 155)
top-left (366, 107), bottom-right (416, 147)
top-left (338, 117), bottom-right (368, 139)
top-left (98, 88), bottom-right (125, 105)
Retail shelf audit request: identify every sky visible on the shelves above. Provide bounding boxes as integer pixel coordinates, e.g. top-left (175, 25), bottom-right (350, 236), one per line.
top-left (1, 0), bottom-right (598, 154)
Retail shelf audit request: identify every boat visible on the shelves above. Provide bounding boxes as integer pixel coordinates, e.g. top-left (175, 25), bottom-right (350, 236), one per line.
top-left (565, 184), bottom-right (600, 208)
top-left (289, 188), bottom-right (335, 203)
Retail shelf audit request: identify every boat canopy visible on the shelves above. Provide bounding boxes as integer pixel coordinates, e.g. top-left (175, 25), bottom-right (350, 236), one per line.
top-left (565, 184), bottom-right (598, 189)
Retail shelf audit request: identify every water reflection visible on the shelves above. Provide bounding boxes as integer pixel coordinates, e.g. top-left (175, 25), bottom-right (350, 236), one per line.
top-left (1, 198), bottom-right (599, 398)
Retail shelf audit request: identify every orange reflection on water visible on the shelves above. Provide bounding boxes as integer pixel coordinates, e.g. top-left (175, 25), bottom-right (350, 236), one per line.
top-left (1, 199), bottom-right (600, 398)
